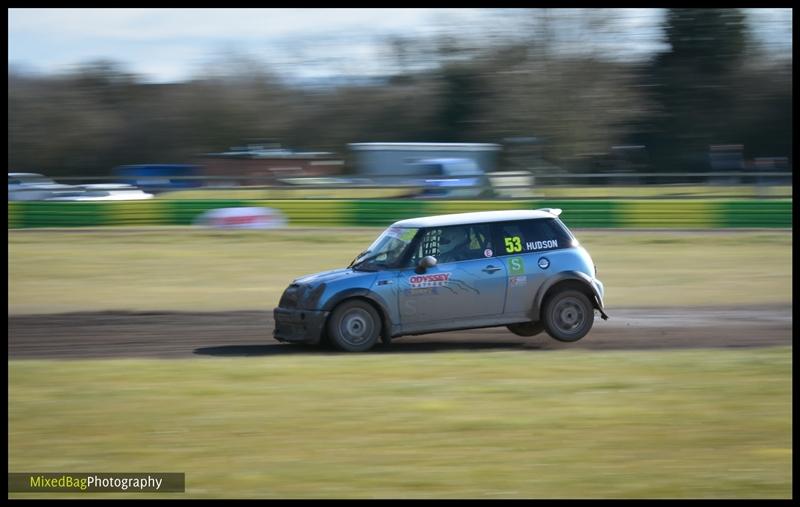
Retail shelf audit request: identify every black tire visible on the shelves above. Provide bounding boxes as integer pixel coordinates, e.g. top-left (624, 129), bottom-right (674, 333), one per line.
top-left (507, 321), bottom-right (545, 337)
top-left (542, 289), bottom-right (594, 342)
top-left (327, 300), bottom-right (381, 352)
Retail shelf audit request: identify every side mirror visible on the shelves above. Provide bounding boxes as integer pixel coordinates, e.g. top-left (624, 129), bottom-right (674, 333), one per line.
top-left (416, 255), bottom-right (437, 274)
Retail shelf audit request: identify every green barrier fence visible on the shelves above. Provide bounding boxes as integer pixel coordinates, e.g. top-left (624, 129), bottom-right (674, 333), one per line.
top-left (7, 199), bottom-right (792, 229)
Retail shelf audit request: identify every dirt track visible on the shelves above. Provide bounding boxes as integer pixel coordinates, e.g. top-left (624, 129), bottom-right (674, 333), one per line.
top-left (8, 306), bottom-right (791, 359)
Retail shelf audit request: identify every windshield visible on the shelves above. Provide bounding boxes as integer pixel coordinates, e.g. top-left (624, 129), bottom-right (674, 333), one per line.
top-left (352, 226), bottom-right (419, 269)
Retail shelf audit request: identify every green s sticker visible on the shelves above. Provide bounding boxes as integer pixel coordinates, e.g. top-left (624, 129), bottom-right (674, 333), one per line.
top-left (508, 256), bottom-right (525, 275)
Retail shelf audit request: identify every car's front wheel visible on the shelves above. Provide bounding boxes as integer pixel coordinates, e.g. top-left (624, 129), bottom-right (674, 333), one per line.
top-left (327, 300), bottom-right (381, 352)
top-left (507, 321), bottom-right (545, 337)
top-left (542, 289), bottom-right (594, 342)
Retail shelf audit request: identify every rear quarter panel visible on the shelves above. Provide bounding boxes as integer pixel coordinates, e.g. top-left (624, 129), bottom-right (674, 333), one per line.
top-left (502, 246), bottom-right (596, 315)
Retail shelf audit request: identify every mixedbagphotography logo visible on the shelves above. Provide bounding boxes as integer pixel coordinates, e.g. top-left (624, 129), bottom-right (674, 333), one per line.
top-left (8, 473), bottom-right (185, 493)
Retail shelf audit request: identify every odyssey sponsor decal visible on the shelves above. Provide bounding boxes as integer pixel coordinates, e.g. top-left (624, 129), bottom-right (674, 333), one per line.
top-left (409, 272), bottom-right (451, 288)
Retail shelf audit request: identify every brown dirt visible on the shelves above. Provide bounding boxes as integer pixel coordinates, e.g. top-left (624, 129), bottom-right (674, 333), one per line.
top-left (8, 306), bottom-right (791, 359)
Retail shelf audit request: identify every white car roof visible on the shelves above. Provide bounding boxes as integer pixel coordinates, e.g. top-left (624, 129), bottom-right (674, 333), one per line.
top-left (8, 172), bottom-right (46, 178)
top-left (393, 209), bottom-right (562, 228)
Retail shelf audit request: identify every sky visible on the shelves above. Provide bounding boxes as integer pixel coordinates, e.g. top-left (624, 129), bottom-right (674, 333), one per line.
top-left (7, 8), bottom-right (792, 84)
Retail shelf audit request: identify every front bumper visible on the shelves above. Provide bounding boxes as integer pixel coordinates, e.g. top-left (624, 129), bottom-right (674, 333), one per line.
top-left (273, 307), bottom-right (329, 344)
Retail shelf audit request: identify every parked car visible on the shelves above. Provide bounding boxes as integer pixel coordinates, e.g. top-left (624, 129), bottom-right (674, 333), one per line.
top-left (8, 172), bottom-right (83, 201)
top-left (45, 183), bottom-right (153, 201)
top-left (114, 164), bottom-right (201, 193)
top-left (274, 209), bottom-right (607, 352)
top-left (410, 158), bottom-right (493, 198)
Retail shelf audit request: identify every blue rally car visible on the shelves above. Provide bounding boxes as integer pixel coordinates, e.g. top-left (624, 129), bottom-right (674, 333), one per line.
top-left (274, 209), bottom-right (607, 352)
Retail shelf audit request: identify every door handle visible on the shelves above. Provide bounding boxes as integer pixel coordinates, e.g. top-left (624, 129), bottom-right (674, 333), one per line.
top-left (482, 265), bottom-right (501, 274)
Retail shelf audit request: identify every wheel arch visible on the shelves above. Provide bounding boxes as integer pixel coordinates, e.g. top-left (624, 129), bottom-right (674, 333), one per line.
top-left (531, 271), bottom-right (604, 321)
top-left (322, 289), bottom-right (393, 344)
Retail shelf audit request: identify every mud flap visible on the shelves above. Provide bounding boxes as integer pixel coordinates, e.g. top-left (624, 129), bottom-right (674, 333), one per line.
top-left (594, 295), bottom-right (609, 321)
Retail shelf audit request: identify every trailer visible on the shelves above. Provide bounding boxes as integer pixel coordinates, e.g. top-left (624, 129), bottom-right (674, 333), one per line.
top-left (348, 142), bottom-right (501, 178)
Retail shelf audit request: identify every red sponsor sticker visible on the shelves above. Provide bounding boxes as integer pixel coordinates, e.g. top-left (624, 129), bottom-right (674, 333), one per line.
top-left (409, 272), bottom-right (451, 287)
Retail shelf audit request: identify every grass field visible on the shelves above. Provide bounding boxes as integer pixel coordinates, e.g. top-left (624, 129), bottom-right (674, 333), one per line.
top-left (8, 228), bottom-right (792, 498)
top-left (8, 228), bottom-right (792, 314)
top-left (9, 347), bottom-right (792, 499)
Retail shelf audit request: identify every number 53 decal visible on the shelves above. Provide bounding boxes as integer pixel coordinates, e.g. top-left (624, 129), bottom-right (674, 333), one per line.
top-left (504, 236), bottom-right (522, 253)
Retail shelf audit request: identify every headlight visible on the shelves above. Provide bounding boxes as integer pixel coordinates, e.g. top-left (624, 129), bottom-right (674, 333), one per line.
top-left (300, 283), bottom-right (326, 309)
top-left (279, 284), bottom-right (300, 308)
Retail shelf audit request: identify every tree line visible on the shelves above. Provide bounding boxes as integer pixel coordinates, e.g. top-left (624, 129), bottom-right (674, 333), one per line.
top-left (8, 8), bottom-right (792, 178)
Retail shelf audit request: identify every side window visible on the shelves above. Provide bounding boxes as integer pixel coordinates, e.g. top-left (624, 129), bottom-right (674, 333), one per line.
top-left (409, 228), bottom-right (443, 265)
top-left (496, 222), bottom-right (526, 255)
top-left (494, 219), bottom-right (572, 256)
top-left (521, 219), bottom-right (574, 250)
top-left (408, 224), bottom-right (493, 266)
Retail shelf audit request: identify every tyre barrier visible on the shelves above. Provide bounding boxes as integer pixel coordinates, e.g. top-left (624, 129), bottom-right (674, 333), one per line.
top-left (7, 198), bottom-right (792, 229)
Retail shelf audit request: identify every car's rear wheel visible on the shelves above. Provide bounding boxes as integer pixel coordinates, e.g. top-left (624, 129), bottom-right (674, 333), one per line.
top-left (542, 289), bottom-right (594, 342)
top-left (327, 300), bottom-right (381, 352)
top-left (507, 321), bottom-right (545, 337)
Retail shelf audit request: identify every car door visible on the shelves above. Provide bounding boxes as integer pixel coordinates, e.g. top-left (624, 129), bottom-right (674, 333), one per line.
top-left (398, 223), bottom-right (507, 329)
